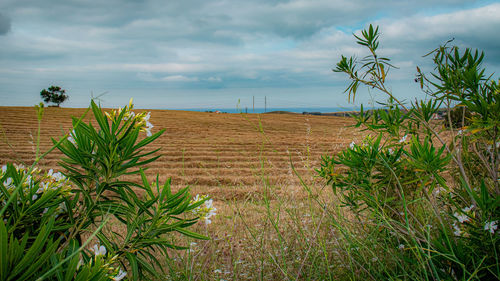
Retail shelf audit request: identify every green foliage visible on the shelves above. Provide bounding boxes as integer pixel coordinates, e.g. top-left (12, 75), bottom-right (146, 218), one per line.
top-left (40, 86), bottom-right (68, 107)
top-left (334, 24), bottom-right (395, 103)
top-left (0, 163), bottom-right (111, 281)
top-left (1, 99), bottom-right (214, 280)
top-left (320, 24), bottom-right (499, 280)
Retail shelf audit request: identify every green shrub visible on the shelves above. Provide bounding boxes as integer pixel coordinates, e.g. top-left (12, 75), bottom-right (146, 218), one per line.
top-left (0, 99), bottom-right (215, 280)
top-left (319, 25), bottom-right (499, 280)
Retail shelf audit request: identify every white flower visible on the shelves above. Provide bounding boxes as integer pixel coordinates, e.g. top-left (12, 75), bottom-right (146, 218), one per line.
top-left (399, 134), bottom-right (408, 143)
top-left (204, 199), bottom-right (217, 225)
top-left (124, 111), bottom-right (135, 121)
top-left (388, 148), bottom-right (394, 155)
top-left (25, 175), bottom-right (33, 187)
top-left (3, 177), bottom-right (13, 188)
top-left (484, 221), bottom-right (498, 234)
top-left (14, 164), bottom-right (25, 171)
top-left (40, 182), bottom-right (49, 191)
top-left (51, 171), bottom-right (66, 182)
top-left (462, 205), bottom-right (474, 213)
top-left (205, 199), bottom-right (213, 209)
top-left (1, 165), bottom-right (7, 174)
top-left (454, 212), bottom-right (469, 223)
top-left (214, 269), bottom-right (222, 274)
top-left (349, 141), bottom-right (355, 149)
top-left (457, 130), bottom-right (463, 136)
top-left (191, 194), bottom-right (201, 203)
top-left (453, 223), bottom-right (462, 236)
top-left (191, 195), bottom-right (217, 225)
top-left (92, 244), bottom-right (107, 256)
top-left (134, 112), bottom-right (154, 137)
top-left (67, 130), bottom-right (76, 144)
top-left (42, 208), bottom-right (49, 214)
top-left (114, 269), bottom-right (127, 281)
top-left (398, 244), bottom-right (405, 250)
top-left (145, 118), bottom-right (154, 137)
top-left (32, 194), bottom-right (38, 200)
top-left (433, 185), bottom-right (446, 196)
top-left (371, 257), bottom-right (378, 262)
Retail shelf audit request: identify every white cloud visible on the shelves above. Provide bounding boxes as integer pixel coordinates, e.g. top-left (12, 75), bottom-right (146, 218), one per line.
top-left (206, 76), bottom-right (222, 82)
top-left (96, 63), bottom-right (217, 73)
top-left (379, 3), bottom-right (500, 42)
top-left (161, 75), bottom-right (199, 82)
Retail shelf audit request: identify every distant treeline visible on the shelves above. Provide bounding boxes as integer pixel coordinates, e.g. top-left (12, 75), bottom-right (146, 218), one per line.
top-left (301, 108), bottom-right (448, 118)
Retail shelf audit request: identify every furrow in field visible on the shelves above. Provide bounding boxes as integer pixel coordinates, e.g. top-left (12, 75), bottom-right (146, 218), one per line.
top-left (0, 106), bottom-right (358, 191)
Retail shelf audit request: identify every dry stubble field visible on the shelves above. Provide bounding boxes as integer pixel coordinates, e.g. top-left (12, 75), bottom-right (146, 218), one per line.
top-left (0, 106), bottom-right (364, 280)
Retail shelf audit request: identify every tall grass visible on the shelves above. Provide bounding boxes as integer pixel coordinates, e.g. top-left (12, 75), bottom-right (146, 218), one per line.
top-left (158, 25), bottom-right (499, 281)
top-left (158, 112), bottom-right (359, 281)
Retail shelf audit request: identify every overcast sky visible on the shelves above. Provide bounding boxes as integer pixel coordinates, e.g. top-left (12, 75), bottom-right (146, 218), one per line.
top-left (1, 0), bottom-right (499, 110)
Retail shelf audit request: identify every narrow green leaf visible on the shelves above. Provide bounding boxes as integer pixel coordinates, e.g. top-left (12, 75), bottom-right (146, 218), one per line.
top-left (126, 252), bottom-right (139, 281)
top-left (175, 228), bottom-right (209, 240)
top-left (0, 219), bottom-right (7, 281)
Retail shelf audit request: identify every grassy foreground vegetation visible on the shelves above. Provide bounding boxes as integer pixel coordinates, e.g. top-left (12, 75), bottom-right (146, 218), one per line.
top-left (0, 25), bottom-right (498, 280)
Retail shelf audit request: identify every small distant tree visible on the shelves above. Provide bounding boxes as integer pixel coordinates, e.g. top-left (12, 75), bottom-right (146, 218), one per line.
top-left (40, 85), bottom-right (68, 107)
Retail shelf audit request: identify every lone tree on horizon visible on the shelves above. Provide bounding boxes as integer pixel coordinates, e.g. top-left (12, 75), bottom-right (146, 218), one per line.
top-left (40, 85), bottom-right (68, 107)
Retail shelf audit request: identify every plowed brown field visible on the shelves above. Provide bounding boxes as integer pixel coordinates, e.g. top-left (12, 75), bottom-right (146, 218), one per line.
top-left (0, 106), bottom-right (362, 198)
top-left (1, 105), bottom-right (369, 279)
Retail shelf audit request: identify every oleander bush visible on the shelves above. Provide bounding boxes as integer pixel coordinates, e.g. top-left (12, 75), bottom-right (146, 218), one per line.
top-left (319, 25), bottom-right (499, 280)
top-left (0, 100), bottom-right (215, 280)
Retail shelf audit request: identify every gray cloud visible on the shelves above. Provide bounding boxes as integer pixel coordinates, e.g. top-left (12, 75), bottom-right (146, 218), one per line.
top-left (0, 13), bottom-right (11, 35)
top-left (376, 3), bottom-right (500, 67)
top-left (1, 0), bottom-right (484, 41)
top-left (0, 0), bottom-right (498, 108)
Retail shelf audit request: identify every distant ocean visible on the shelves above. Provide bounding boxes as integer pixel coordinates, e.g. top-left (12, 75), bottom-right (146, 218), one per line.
top-left (175, 107), bottom-right (358, 114)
